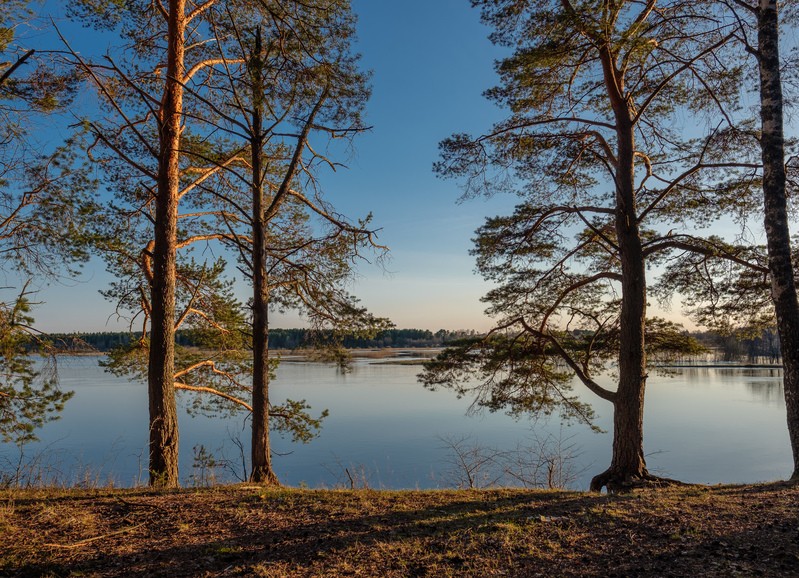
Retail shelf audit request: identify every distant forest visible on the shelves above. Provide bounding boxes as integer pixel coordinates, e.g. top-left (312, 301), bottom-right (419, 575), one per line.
top-left (42, 328), bottom-right (482, 353)
top-left (41, 327), bottom-right (782, 364)
top-left (692, 328), bottom-right (781, 364)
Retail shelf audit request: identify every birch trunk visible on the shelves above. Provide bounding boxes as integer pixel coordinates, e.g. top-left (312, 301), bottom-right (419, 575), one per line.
top-left (757, 0), bottom-right (799, 480)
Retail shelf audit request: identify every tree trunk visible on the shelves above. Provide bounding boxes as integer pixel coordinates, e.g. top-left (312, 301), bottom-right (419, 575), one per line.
top-left (590, 44), bottom-right (650, 492)
top-left (249, 29), bottom-right (279, 485)
top-left (250, 273), bottom-right (278, 484)
top-left (147, 0), bottom-right (185, 487)
top-left (756, 0), bottom-right (799, 480)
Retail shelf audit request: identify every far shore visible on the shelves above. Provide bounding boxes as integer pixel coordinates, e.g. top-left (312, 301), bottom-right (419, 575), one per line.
top-left (42, 348), bottom-right (787, 369)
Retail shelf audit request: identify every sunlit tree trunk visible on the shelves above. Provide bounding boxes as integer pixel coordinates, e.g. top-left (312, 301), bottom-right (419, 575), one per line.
top-left (756, 0), bottom-right (799, 480)
top-left (147, 0), bottom-right (186, 487)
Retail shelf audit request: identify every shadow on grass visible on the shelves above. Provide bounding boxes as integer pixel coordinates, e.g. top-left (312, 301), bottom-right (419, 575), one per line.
top-left (7, 484), bottom-right (799, 577)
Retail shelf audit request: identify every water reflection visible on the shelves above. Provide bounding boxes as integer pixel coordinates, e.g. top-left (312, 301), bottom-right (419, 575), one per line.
top-left (671, 367), bottom-right (785, 406)
top-left (742, 381), bottom-right (784, 404)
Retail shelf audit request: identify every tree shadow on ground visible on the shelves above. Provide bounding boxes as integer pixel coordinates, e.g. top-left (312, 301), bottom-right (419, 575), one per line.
top-left (7, 484), bottom-right (799, 577)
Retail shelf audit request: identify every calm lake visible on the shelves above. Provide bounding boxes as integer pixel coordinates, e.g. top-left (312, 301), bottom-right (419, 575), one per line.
top-left (1, 355), bottom-right (792, 490)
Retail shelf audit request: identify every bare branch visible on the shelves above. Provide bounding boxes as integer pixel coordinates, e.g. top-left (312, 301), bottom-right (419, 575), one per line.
top-left (0, 49), bottom-right (34, 87)
top-left (186, 0), bottom-right (218, 25)
top-left (175, 383), bottom-right (252, 412)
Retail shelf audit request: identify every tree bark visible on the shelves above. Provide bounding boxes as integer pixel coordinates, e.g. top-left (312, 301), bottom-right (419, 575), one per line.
top-left (249, 29), bottom-right (279, 485)
top-left (756, 0), bottom-right (799, 480)
top-left (147, 0), bottom-right (185, 487)
top-left (590, 43), bottom-right (650, 492)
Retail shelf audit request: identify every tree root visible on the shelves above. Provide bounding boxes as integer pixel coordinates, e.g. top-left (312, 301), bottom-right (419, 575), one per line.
top-left (590, 469), bottom-right (687, 494)
top-left (249, 469), bottom-right (280, 486)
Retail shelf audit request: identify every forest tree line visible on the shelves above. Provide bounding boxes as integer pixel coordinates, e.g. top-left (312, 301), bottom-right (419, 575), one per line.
top-left (35, 326), bottom-right (782, 364)
top-left (41, 328), bottom-right (483, 352)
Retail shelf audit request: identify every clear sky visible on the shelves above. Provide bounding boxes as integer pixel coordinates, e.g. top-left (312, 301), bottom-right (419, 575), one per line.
top-left (21, 0), bottom-right (525, 333)
top-left (306, 0), bottom-right (520, 332)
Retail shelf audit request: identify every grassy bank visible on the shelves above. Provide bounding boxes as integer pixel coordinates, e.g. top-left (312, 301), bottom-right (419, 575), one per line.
top-left (2, 483), bottom-right (798, 577)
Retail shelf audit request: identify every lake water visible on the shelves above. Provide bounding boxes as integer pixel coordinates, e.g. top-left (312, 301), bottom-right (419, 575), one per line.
top-left (0, 356), bottom-right (792, 490)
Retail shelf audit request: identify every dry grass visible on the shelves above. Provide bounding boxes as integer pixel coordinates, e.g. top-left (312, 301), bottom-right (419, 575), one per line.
top-left (1, 483), bottom-right (798, 577)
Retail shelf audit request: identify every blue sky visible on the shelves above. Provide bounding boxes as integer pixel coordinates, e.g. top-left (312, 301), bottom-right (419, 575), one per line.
top-left (21, 0), bottom-right (520, 333)
top-left (307, 0), bottom-right (520, 331)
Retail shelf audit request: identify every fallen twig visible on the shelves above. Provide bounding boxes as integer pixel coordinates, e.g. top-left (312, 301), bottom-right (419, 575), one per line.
top-left (43, 523), bottom-right (145, 549)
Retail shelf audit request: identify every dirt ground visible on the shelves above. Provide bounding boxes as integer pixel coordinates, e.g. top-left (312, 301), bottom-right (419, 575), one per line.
top-left (1, 483), bottom-right (798, 577)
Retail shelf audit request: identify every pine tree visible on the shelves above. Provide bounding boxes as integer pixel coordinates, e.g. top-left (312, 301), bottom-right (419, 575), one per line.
top-left (424, 0), bottom-right (743, 491)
